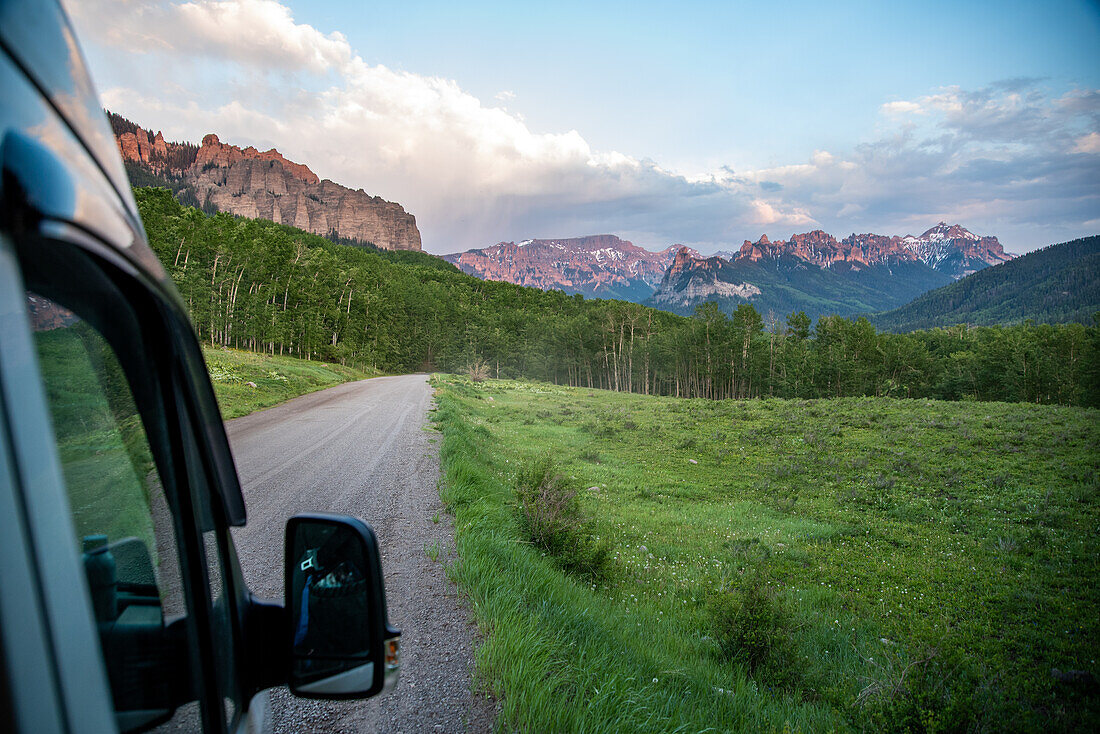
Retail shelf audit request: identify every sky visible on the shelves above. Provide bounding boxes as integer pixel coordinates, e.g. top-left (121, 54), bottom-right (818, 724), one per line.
top-left (65, 0), bottom-right (1100, 254)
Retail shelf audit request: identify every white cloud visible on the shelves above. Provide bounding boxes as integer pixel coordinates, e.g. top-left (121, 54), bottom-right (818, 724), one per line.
top-left (65, 0), bottom-right (351, 71)
top-left (1073, 132), bottom-right (1100, 154)
top-left (173, 0), bottom-right (352, 72)
top-left (749, 199), bottom-right (816, 227)
top-left (494, 90), bottom-right (516, 102)
top-left (881, 100), bottom-right (923, 116)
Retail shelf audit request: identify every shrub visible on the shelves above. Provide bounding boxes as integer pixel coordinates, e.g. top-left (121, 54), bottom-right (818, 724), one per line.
top-left (514, 454), bottom-right (612, 580)
top-left (804, 431), bottom-right (826, 450)
top-left (872, 473), bottom-right (896, 491)
top-left (854, 646), bottom-right (986, 734)
top-left (468, 358), bottom-right (491, 382)
top-left (582, 419), bottom-right (617, 438)
top-left (578, 448), bottom-right (601, 463)
top-left (774, 460), bottom-right (805, 479)
top-left (707, 568), bottom-right (796, 685)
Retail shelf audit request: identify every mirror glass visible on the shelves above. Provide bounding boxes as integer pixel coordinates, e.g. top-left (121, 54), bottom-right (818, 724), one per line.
top-left (288, 519), bottom-right (376, 695)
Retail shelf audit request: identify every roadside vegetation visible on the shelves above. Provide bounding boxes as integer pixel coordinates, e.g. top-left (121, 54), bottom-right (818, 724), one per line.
top-left (432, 375), bottom-right (1099, 732)
top-left (201, 346), bottom-right (376, 419)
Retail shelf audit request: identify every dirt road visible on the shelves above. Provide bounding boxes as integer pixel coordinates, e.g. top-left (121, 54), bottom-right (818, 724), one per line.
top-left (227, 374), bottom-right (495, 733)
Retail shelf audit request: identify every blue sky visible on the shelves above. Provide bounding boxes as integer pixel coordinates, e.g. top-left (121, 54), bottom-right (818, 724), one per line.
top-left (68, 0), bottom-right (1100, 253)
top-left (286, 0), bottom-right (1100, 169)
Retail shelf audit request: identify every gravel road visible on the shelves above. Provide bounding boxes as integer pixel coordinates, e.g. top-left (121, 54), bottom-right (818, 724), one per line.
top-left (226, 374), bottom-right (496, 733)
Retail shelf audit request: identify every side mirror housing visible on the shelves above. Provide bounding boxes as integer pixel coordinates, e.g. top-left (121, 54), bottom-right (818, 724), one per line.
top-left (284, 513), bottom-right (400, 699)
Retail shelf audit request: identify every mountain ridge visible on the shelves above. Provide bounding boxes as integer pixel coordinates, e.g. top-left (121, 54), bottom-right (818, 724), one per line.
top-left (448, 223), bottom-right (1013, 314)
top-left (110, 112), bottom-right (422, 251)
top-left (648, 223), bottom-right (1014, 319)
top-left (725, 223), bottom-right (1012, 279)
top-left (444, 235), bottom-right (699, 301)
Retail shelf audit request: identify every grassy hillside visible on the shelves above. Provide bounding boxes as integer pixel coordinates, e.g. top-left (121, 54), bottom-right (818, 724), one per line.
top-left (432, 376), bottom-right (1099, 732)
top-left (871, 236), bottom-right (1100, 332)
top-left (201, 346), bottom-right (377, 419)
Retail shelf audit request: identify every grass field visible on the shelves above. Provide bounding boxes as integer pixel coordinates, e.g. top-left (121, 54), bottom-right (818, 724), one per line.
top-left (431, 376), bottom-right (1099, 732)
top-left (201, 346), bottom-right (377, 418)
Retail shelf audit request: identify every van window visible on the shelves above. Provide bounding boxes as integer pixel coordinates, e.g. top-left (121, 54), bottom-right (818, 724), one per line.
top-left (28, 290), bottom-right (198, 731)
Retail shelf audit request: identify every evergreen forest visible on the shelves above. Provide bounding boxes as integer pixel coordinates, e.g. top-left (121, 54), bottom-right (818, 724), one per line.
top-left (136, 187), bottom-right (1100, 408)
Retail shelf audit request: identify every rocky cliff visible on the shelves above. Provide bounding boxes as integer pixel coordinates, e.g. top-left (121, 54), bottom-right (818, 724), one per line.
top-left (648, 248), bottom-right (761, 309)
top-left (110, 112), bottom-right (422, 251)
top-left (443, 235), bottom-right (699, 302)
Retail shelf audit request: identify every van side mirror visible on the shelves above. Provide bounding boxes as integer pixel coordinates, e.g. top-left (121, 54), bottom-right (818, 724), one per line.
top-left (284, 514), bottom-right (400, 699)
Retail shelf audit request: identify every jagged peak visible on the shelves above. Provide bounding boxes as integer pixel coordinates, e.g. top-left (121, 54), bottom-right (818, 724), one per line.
top-left (918, 222), bottom-right (980, 242)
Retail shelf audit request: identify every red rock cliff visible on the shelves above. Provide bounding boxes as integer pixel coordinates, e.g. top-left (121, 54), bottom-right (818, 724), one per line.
top-left (111, 113), bottom-right (421, 251)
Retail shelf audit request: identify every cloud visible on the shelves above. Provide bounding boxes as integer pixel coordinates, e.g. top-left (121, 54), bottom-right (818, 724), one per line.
top-left (749, 199), bottom-right (816, 227)
top-left (173, 0), bottom-right (352, 72)
top-left (881, 100), bottom-right (923, 116)
top-left (1073, 132), bottom-right (1100, 154)
top-left (741, 81), bottom-right (1100, 244)
top-left (65, 2), bottom-right (1100, 253)
top-left (67, 0), bottom-right (769, 250)
top-left (66, 0), bottom-right (350, 71)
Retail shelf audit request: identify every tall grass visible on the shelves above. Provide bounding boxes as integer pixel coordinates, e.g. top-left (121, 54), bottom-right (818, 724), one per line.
top-left (431, 378), bottom-right (843, 733)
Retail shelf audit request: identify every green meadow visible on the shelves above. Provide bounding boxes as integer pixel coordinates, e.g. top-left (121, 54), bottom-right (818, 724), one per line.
top-left (431, 376), bottom-right (1099, 732)
top-left (201, 345), bottom-right (377, 418)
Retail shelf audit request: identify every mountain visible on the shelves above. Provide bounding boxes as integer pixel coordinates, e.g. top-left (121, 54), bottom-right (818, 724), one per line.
top-left (109, 112), bottom-right (422, 251)
top-left (647, 224), bottom-right (1013, 320)
top-left (869, 235), bottom-right (1100, 332)
top-left (901, 222), bottom-right (1013, 279)
top-left (443, 235), bottom-right (699, 301)
top-left (648, 244), bottom-right (947, 319)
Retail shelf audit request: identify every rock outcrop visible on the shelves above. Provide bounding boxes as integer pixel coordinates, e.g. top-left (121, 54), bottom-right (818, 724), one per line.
top-left (648, 248), bottom-right (761, 309)
top-left (110, 112), bottom-right (421, 251)
top-left (443, 235), bottom-right (699, 302)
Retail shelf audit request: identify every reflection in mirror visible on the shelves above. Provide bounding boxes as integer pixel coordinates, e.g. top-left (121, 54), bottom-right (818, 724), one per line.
top-left (296, 662), bottom-right (375, 696)
top-left (287, 515), bottom-right (394, 698)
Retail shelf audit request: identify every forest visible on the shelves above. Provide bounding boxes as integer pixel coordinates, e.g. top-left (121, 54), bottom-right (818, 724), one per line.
top-left (135, 187), bottom-right (1100, 408)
